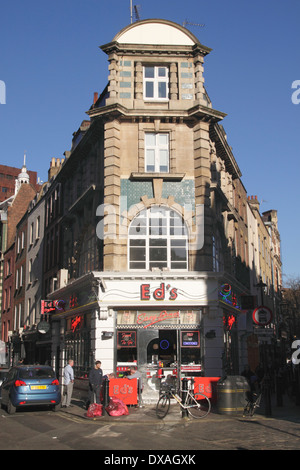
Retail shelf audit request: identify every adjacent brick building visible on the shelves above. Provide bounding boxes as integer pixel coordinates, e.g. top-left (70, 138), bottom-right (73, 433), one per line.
top-left (0, 166), bottom-right (38, 361)
top-left (0, 163), bottom-right (40, 203)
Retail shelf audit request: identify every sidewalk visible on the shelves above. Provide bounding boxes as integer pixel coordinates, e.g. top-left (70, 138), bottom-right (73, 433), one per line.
top-left (60, 393), bottom-right (300, 425)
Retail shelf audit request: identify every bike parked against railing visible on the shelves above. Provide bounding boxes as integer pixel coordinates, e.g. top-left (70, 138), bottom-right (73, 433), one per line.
top-left (156, 379), bottom-right (211, 419)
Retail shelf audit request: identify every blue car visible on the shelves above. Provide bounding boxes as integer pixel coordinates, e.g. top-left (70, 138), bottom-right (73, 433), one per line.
top-left (1, 365), bottom-right (61, 414)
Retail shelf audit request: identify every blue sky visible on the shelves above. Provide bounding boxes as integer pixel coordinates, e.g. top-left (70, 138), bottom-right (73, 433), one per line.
top-left (0, 0), bottom-right (299, 283)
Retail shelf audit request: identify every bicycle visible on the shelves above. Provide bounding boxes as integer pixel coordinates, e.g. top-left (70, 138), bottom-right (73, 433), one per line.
top-left (243, 391), bottom-right (262, 417)
top-left (156, 380), bottom-right (211, 419)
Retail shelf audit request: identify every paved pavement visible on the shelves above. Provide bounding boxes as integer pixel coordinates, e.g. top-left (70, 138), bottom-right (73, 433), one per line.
top-left (57, 393), bottom-right (300, 450)
top-left (62, 393), bottom-right (300, 424)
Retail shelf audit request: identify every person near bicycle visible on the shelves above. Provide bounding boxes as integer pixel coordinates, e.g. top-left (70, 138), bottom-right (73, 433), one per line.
top-left (241, 364), bottom-right (258, 402)
top-left (127, 366), bottom-right (144, 406)
top-left (127, 366), bottom-right (143, 389)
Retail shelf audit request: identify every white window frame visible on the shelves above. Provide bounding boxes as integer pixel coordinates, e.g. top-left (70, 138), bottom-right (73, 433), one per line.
top-left (15, 269), bottom-right (19, 289)
top-left (143, 65), bottom-right (169, 101)
top-left (21, 231), bottom-right (25, 250)
top-left (20, 265), bottom-right (23, 287)
top-left (14, 306), bottom-right (18, 330)
top-left (128, 206), bottom-right (188, 271)
top-left (29, 259), bottom-right (33, 283)
top-left (18, 304), bottom-right (22, 329)
top-left (36, 216), bottom-right (40, 239)
top-left (145, 133), bottom-right (169, 173)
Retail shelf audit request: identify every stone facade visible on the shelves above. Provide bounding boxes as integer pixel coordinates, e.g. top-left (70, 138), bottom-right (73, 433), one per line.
top-left (0, 20), bottom-right (283, 394)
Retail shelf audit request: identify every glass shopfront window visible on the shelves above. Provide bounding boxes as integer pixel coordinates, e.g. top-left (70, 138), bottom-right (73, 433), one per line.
top-left (117, 330), bottom-right (137, 363)
top-left (65, 313), bottom-right (92, 378)
top-left (116, 309), bottom-right (203, 372)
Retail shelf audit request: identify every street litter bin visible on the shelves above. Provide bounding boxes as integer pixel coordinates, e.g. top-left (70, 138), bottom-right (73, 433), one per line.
top-left (217, 376), bottom-right (250, 415)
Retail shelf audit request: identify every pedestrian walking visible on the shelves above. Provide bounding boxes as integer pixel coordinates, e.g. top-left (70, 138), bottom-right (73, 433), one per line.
top-left (88, 361), bottom-right (103, 405)
top-left (62, 359), bottom-right (74, 408)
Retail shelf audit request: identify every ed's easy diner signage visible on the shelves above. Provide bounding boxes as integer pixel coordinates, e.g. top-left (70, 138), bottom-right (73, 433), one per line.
top-left (99, 277), bottom-right (214, 306)
top-left (137, 310), bottom-right (179, 328)
top-left (118, 309), bottom-right (200, 328)
top-left (140, 282), bottom-right (178, 301)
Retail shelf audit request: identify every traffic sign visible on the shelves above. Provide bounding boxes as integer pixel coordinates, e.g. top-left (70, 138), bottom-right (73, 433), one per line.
top-left (252, 306), bottom-right (272, 326)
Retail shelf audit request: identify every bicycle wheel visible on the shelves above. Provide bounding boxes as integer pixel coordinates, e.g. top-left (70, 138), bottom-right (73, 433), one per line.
top-left (187, 392), bottom-right (211, 419)
top-left (156, 394), bottom-right (171, 419)
top-left (243, 401), bottom-right (254, 417)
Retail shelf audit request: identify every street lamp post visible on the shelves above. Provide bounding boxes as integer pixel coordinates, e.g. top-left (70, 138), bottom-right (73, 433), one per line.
top-left (255, 276), bottom-right (267, 306)
top-left (255, 276), bottom-right (272, 416)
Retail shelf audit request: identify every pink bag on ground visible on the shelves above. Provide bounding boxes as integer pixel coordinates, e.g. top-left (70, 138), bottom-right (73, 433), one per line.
top-left (86, 403), bottom-right (103, 418)
top-left (106, 397), bottom-right (129, 416)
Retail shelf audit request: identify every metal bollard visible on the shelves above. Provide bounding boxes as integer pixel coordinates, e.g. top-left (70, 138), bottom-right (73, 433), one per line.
top-left (102, 377), bottom-right (109, 416)
top-left (181, 378), bottom-right (188, 418)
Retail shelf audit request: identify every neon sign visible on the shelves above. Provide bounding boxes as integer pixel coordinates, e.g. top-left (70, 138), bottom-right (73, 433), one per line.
top-left (223, 314), bottom-right (236, 331)
top-left (219, 284), bottom-right (240, 310)
top-left (117, 331), bottom-right (137, 347)
top-left (137, 310), bottom-right (180, 328)
top-left (54, 300), bottom-right (66, 311)
top-left (71, 315), bottom-right (83, 332)
top-left (69, 294), bottom-right (79, 309)
top-left (160, 339), bottom-right (170, 350)
top-left (41, 300), bottom-right (56, 315)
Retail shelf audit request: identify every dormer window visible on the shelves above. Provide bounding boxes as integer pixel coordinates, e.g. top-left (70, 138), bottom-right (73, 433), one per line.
top-left (143, 66), bottom-right (169, 100)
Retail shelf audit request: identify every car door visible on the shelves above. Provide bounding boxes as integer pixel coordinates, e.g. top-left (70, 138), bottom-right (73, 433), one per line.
top-left (1, 369), bottom-right (15, 405)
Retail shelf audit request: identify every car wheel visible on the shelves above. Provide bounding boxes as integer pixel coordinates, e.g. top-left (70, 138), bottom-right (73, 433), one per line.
top-left (7, 398), bottom-right (16, 414)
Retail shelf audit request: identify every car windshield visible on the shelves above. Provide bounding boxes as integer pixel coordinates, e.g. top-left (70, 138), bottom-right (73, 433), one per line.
top-left (19, 368), bottom-right (55, 379)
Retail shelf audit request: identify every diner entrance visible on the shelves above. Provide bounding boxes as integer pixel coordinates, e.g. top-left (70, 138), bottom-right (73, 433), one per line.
top-left (117, 325), bottom-right (202, 402)
top-left (138, 328), bottom-right (178, 402)
top-left (143, 329), bottom-right (177, 367)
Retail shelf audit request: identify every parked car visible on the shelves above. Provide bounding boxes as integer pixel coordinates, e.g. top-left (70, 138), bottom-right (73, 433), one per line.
top-left (1, 365), bottom-right (61, 414)
top-left (0, 368), bottom-right (9, 399)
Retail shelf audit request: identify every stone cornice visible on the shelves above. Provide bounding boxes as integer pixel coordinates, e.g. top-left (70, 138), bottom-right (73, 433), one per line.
top-left (87, 102), bottom-right (226, 124)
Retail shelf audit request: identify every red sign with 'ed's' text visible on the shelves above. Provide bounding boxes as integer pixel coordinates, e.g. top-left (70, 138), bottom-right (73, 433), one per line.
top-left (109, 378), bottom-right (138, 405)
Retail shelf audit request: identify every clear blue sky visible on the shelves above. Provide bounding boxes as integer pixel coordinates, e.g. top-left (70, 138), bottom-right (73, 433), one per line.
top-left (0, 0), bottom-right (299, 284)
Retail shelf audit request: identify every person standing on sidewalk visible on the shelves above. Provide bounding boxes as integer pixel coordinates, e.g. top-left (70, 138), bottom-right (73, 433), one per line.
top-left (62, 359), bottom-right (74, 408)
top-left (127, 366), bottom-right (143, 407)
top-left (88, 361), bottom-right (103, 405)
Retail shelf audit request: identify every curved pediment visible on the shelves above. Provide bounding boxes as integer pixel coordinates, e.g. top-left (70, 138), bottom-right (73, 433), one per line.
top-left (113, 19), bottom-right (200, 46)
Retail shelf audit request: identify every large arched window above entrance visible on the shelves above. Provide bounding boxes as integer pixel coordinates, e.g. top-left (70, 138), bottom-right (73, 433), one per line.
top-left (128, 206), bottom-right (188, 271)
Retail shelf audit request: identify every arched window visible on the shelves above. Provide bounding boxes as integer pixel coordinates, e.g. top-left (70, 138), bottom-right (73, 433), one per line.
top-left (128, 206), bottom-right (188, 270)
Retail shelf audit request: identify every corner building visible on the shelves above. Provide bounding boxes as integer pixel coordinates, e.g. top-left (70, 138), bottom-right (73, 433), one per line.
top-left (50, 20), bottom-right (259, 401)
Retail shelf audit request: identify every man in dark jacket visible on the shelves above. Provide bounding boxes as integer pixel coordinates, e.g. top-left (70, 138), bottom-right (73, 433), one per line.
top-left (88, 361), bottom-right (103, 404)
